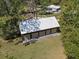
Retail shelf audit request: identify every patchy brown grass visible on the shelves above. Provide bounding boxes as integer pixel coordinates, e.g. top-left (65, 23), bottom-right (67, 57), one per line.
top-left (0, 34), bottom-right (66, 59)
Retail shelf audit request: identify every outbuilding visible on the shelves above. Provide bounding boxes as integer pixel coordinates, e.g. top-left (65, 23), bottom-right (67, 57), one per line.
top-left (46, 5), bottom-right (61, 13)
top-left (19, 16), bottom-right (60, 40)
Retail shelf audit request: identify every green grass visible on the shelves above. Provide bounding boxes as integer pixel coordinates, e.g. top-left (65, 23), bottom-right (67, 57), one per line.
top-left (0, 34), bottom-right (66, 59)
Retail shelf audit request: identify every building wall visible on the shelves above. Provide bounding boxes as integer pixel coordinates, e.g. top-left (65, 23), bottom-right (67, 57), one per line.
top-left (22, 27), bottom-right (60, 40)
top-left (31, 32), bottom-right (38, 38)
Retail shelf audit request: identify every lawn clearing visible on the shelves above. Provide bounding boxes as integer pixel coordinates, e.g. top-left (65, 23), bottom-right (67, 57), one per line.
top-left (0, 34), bottom-right (66, 59)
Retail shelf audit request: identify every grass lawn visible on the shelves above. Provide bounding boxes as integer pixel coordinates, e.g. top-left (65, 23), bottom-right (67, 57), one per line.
top-left (0, 34), bottom-right (66, 59)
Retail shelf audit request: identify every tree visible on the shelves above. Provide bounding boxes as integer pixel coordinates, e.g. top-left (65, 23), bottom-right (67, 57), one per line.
top-left (60, 0), bottom-right (79, 59)
top-left (0, 0), bottom-right (23, 16)
top-left (0, 0), bottom-right (24, 39)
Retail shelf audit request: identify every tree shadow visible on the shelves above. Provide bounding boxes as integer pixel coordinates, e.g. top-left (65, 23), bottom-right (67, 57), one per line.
top-left (68, 56), bottom-right (75, 59)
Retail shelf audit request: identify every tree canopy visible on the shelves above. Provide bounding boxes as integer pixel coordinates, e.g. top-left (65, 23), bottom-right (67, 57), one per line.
top-left (60, 0), bottom-right (79, 59)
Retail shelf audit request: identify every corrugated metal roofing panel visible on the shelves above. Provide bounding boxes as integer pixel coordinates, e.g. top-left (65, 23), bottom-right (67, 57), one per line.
top-left (19, 16), bottom-right (60, 34)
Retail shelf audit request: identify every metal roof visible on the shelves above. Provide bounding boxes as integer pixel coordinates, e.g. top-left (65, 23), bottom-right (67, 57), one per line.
top-left (19, 16), bottom-right (60, 34)
top-left (47, 5), bottom-right (60, 9)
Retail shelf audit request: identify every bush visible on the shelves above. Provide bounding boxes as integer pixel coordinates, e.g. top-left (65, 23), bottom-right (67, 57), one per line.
top-left (0, 16), bottom-right (21, 40)
top-left (3, 17), bottom-right (20, 40)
